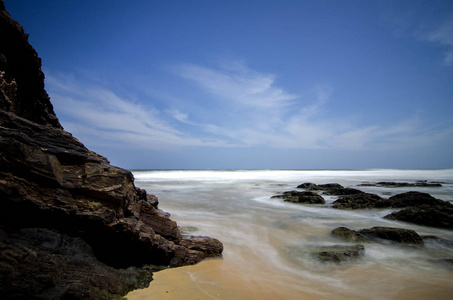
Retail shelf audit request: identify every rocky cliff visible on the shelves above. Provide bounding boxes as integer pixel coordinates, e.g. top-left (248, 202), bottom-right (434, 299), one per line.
top-left (0, 2), bottom-right (222, 299)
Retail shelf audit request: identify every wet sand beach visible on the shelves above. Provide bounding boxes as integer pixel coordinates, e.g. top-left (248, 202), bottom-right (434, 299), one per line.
top-left (127, 251), bottom-right (453, 300)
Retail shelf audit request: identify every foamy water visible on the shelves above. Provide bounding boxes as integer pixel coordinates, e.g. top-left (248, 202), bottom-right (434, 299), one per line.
top-left (127, 169), bottom-right (453, 299)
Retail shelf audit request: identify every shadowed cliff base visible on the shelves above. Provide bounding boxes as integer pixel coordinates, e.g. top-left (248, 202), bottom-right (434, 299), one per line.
top-left (0, 1), bottom-right (222, 298)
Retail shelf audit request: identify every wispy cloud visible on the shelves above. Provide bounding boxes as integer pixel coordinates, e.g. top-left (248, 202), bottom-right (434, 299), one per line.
top-left (171, 61), bottom-right (297, 108)
top-left (425, 17), bottom-right (453, 66)
top-left (45, 61), bottom-right (452, 155)
top-left (46, 73), bottom-right (229, 149)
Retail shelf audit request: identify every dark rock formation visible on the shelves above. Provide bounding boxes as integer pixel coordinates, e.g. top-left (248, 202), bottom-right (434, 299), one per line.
top-left (332, 191), bottom-right (451, 211)
top-left (272, 191), bottom-right (325, 204)
top-left (384, 205), bottom-right (453, 229)
top-left (0, 1), bottom-right (61, 128)
top-left (296, 182), bottom-right (320, 190)
top-left (358, 227), bottom-right (424, 246)
top-left (376, 192), bottom-right (453, 229)
top-left (358, 181), bottom-right (442, 188)
top-left (297, 182), bottom-right (363, 196)
top-left (321, 187), bottom-right (364, 196)
top-left (331, 227), bottom-right (370, 243)
top-left (375, 191), bottom-right (452, 209)
top-left (0, 227), bottom-right (154, 299)
top-left (318, 183), bottom-right (344, 190)
top-left (332, 193), bottom-right (384, 209)
top-left (313, 244), bottom-right (365, 263)
top-left (180, 235), bottom-right (224, 257)
top-left (0, 2), bottom-right (222, 298)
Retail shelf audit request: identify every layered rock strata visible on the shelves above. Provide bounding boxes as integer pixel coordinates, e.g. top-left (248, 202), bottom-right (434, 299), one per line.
top-left (0, 2), bottom-right (222, 298)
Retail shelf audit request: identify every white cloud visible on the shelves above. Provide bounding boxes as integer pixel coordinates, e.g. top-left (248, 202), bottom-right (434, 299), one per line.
top-left (45, 63), bottom-right (453, 156)
top-left (46, 74), bottom-right (230, 149)
top-left (171, 61), bottom-right (297, 108)
top-left (167, 108), bottom-right (189, 123)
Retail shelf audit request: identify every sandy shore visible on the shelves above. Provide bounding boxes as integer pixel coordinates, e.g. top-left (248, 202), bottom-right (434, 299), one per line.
top-left (125, 257), bottom-right (453, 300)
top-left (125, 258), bottom-right (324, 300)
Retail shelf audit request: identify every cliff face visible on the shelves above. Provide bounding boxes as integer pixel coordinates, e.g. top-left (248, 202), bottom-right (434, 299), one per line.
top-left (0, 2), bottom-right (222, 299)
top-left (0, 1), bottom-right (61, 128)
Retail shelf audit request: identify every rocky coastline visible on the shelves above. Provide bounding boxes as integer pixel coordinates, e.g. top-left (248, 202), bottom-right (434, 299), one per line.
top-left (273, 181), bottom-right (453, 264)
top-left (0, 2), bottom-right (222, 298)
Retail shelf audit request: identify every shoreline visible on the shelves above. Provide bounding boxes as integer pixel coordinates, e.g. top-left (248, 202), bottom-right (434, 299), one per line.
top-left (126, 258), bottom-right (324, 300)
top-left (127, 169), bottom-right (453, 299)
top-left (126, 254), bottom-right (453, 300)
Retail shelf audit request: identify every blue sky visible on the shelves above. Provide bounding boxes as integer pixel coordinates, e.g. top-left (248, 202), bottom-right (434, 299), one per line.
top-left (5, 0), bottom-right (453, 169)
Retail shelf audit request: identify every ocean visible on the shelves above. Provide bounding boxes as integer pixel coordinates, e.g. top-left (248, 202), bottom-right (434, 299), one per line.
top-left (126, 169), bottom-right (453, 299)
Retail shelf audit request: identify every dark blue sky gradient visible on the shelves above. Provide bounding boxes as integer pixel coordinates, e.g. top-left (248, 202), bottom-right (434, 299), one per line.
top-left (5, 0), bottom-right (453, 169)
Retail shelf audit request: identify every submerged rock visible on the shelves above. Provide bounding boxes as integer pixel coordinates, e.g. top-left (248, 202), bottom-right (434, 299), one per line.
top-left (358, 181), bottom-right (442, 188)
top-left (422, 235), bottom-right (453, 248)
top-left (271, 221), bottom-right (288, 229)
top-left (297, 182), bottom-right (365, 196)
top-left (296, 182), bottom-right (320, 190)
top-left (430, 258), bottom-right (453, 270)
top-left (384, 205), bottom-right (453, 229)
top-left (375, 191), bottom-right (452, 209)
top-left (321, 187), bottom-right (364, 196)
top-left (272, 191), bottom-right (325, 204)
top-left (358, 227), bottom-right (424, 246)
top-left (332, 191), bottom-right (450, 211)
top-left (331, 227), bottom-right (370, 243)
top-left (332, 193), bottom-right (384, 209)
top-left (318, 183), bottom-right (344, 190)
top-left (313, 244), bottom-right (365, 263)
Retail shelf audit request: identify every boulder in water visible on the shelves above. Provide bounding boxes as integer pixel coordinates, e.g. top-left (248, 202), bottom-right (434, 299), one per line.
top-left (296, 182), bottom-right (320, 190)
top-left (321, 187), bottom-right (364, 196)
top-left (375, 191), bottom-right (451, 208)
top-left (332, 193), bottom-right (384, 209)
top-left (318, 183), bottom-right (344, 189)
top-left (384, 205), bottom-right (453, 229)
top-left (358, 227), bottom-right (424, 246)
top-left (313, 244), bottom-right (365, 263)
top-left (272, 191), bottom-right (325, 204)
top-left (331, 227), bottom-right (370, 243)
top-left (358, 181), bottom-right (442, 188)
